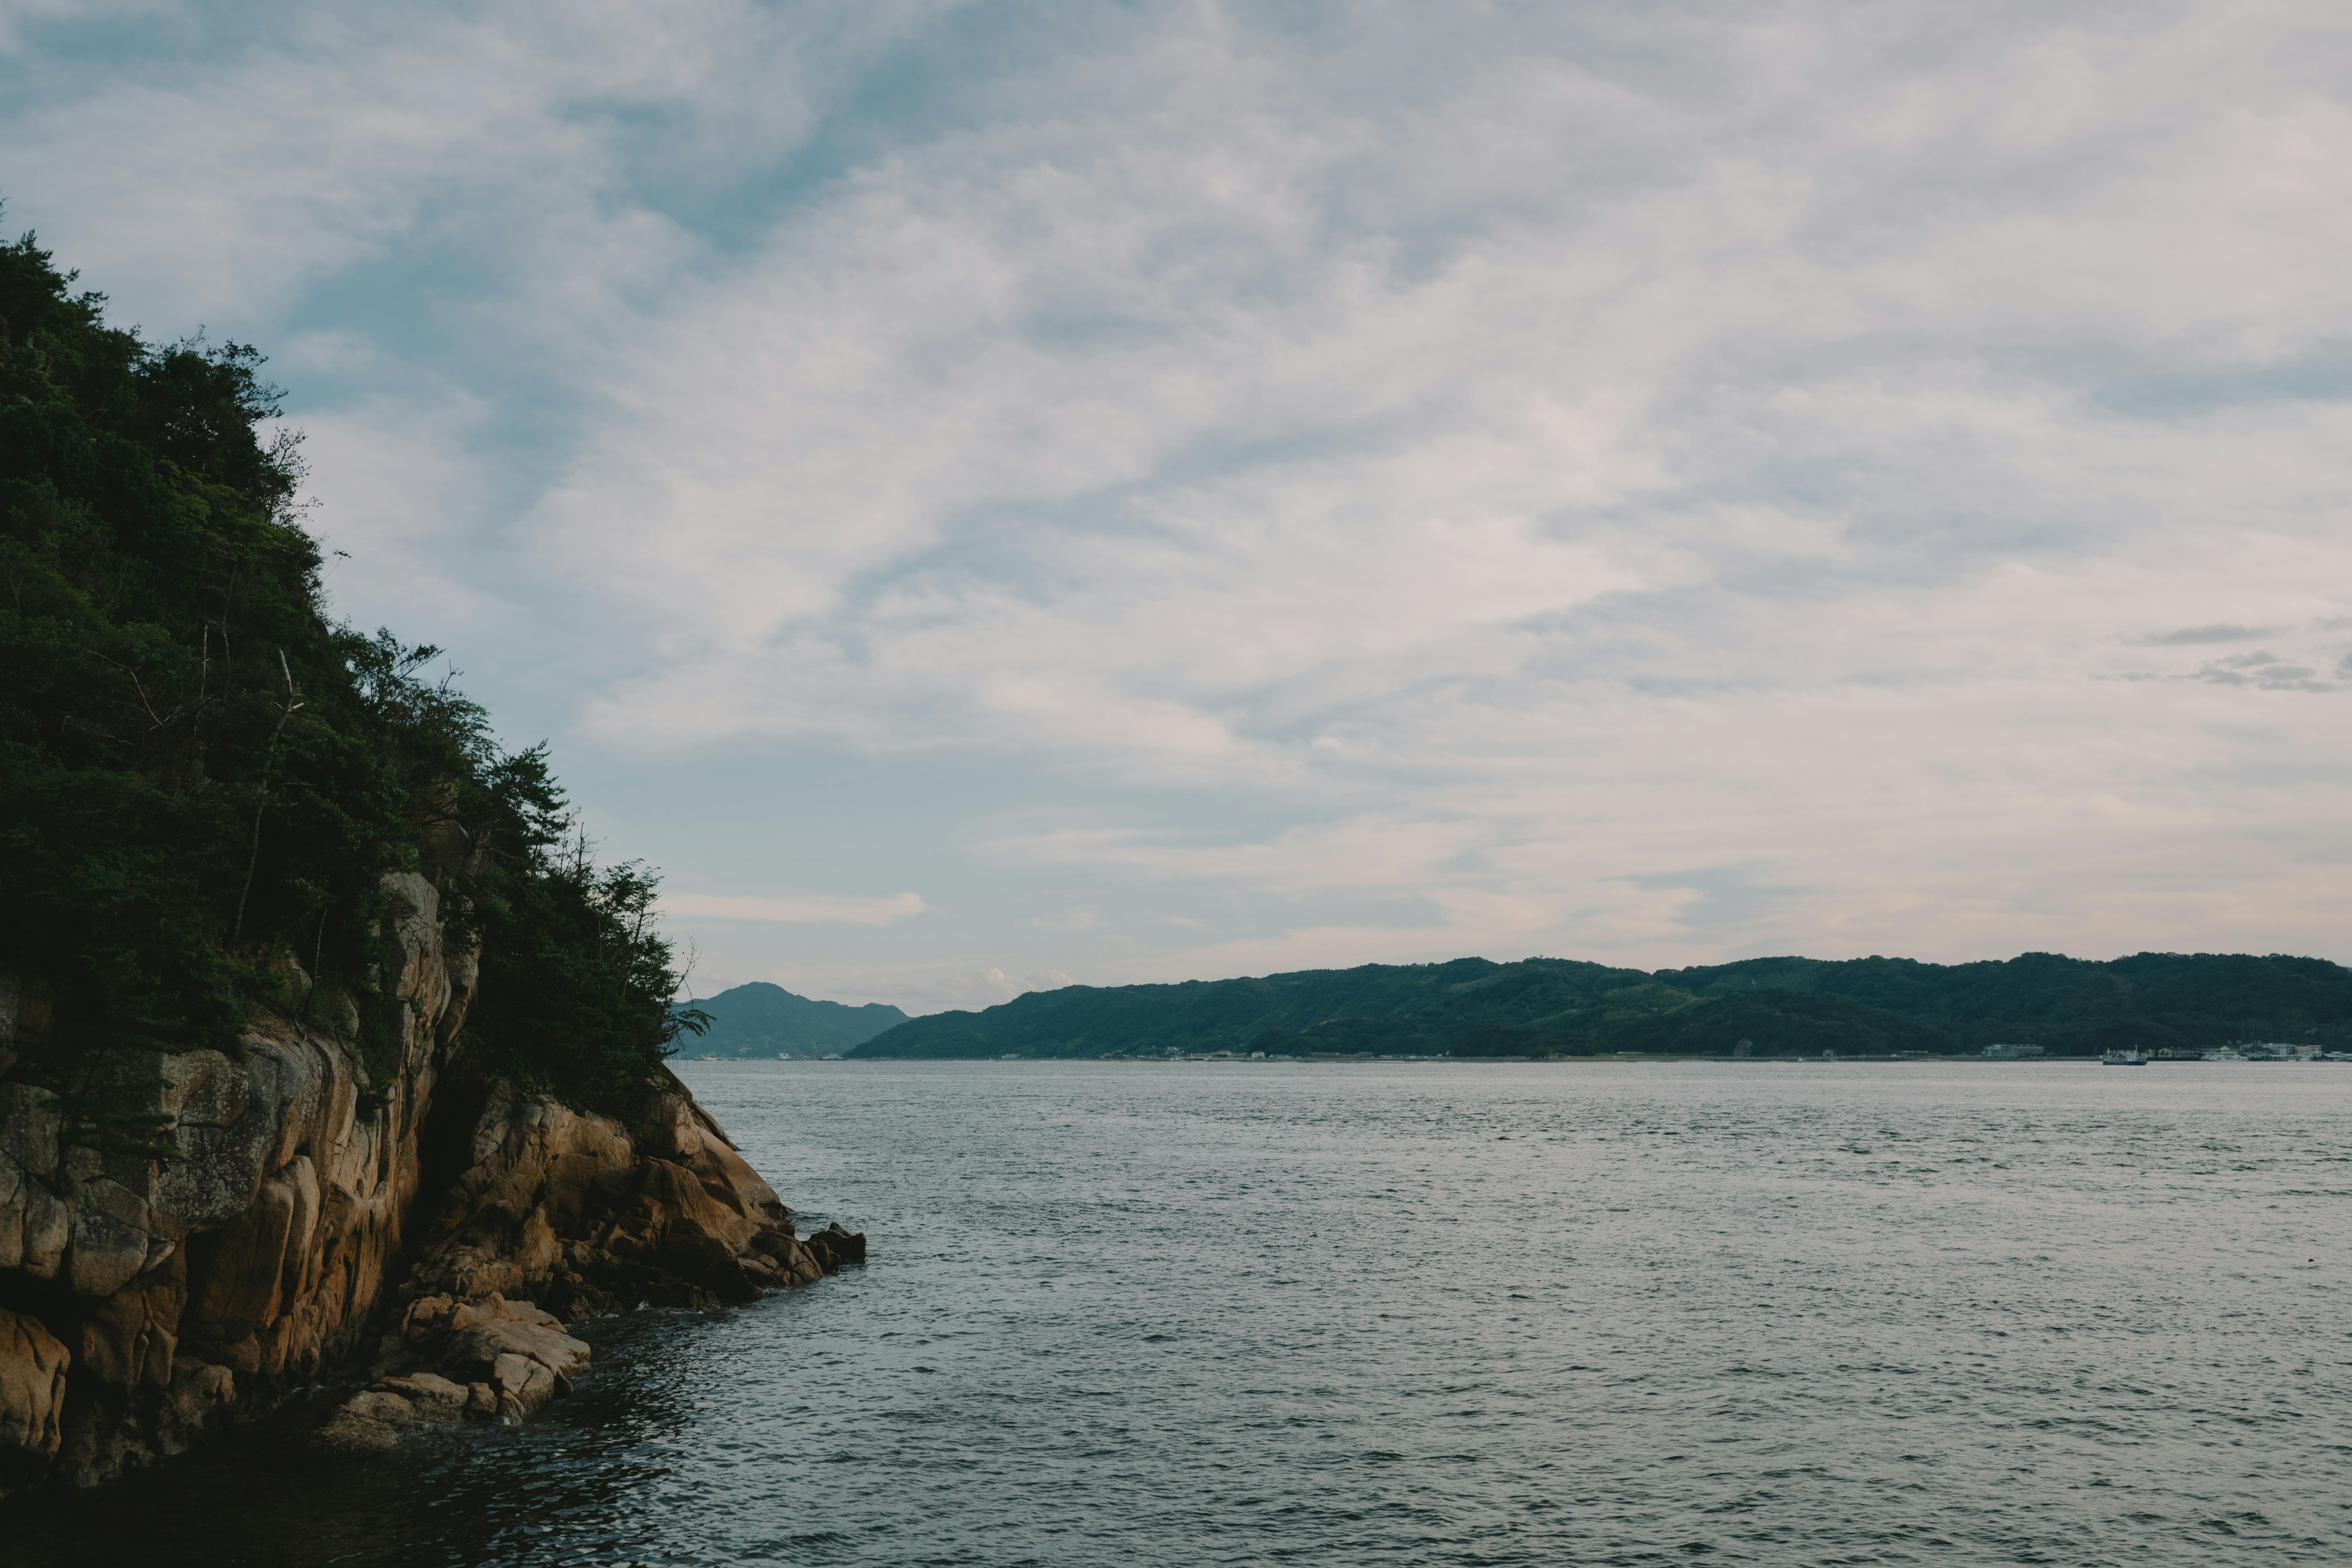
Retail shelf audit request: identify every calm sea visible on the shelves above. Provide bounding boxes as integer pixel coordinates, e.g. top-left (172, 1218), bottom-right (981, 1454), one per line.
top-left (16, 1059), bottom-right (2352, 1566)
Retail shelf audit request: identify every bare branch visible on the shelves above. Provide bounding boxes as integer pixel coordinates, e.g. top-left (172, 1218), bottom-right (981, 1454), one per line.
top-left (230, 649), bottom-right (305, 948)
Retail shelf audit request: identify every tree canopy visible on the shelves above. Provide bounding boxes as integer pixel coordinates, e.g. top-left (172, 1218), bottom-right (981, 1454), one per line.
top-left (0, 223), bottom-right (694, 1117)
top-left (851, 949), bottom-right (2352, 1060)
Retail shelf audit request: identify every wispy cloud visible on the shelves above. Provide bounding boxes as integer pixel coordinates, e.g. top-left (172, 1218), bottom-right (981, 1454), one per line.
top-left (2186, 652), bottom-right (2336, 692)
top-left (10, 2), bottom-right (2352, 1000)
top-left (2139, 624), bottom-right (2277, 646)
top-left (663, 892), bottom-right (925, 926)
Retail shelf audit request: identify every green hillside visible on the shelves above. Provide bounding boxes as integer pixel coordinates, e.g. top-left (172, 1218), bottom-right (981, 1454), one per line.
top-left (1656, 951), bottom-right (2352, 1052)
top-left (850, 950), bottom-right (2352, 1060)
top-left (678, 981), bottom-right (907, 1057)
top-left (1599, 989), bottom-right (1955, 1057)
top-left (854, 957), bottom-right (1683, 1060)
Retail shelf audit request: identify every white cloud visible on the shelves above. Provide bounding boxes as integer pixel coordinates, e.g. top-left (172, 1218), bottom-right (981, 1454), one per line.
top-left (542, 2), bottom-right (2352, 755)
top-left (295, 394), bottom-right (507, 636)
top-left (663, 892), bottom-right (925, 925)
top-left (10, 1), bottom-right (2352, 996)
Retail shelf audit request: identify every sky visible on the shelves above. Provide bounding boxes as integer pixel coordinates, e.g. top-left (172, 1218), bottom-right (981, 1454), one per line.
top-left (5, 1), bottom-right (2350, 1011)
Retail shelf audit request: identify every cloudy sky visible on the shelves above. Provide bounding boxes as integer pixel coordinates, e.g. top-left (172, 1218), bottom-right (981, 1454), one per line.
top-left (7, 1), bottom-right (2350, 1009)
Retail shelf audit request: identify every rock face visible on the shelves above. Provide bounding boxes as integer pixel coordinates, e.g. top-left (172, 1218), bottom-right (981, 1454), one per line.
top-left (312, 1296), bottom-right (589, 1452)
top-left (409, 1073), bottom-right (830, 1314)
top-left (306, 1066), bottom-right (864, 1453)
top-left (0, 1309), bottom-right (69, 1485)
top-left (0, 873), bottom-right (862, 1494)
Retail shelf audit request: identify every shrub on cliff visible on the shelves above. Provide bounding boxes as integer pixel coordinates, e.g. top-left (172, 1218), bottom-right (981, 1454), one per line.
top-left (0, 221), bottom-right (694, 1120)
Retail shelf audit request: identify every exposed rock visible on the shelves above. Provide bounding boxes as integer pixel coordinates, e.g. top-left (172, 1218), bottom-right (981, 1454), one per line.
top-left (309, 1390), bottom-right (428, 1456)
top-left (0, 870), bottom-right (865, 1494)
top-left (389, 1072), bottom-right (846, 1322)
top-left (0, 1310), bottom-right (69, 1482)
top-left (0, 875), bottom-right (462, 1492)
top-left (802, 1223), bottom-right (869, 1272)
top-left (304, 1067), bottom-right (869, 1454)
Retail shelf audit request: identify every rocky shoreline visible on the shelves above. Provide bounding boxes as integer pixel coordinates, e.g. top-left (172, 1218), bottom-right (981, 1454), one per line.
top-left (0, 873), bottom-right (861, 1494)
top-left (311, 1071), bottom-right (864, 1453)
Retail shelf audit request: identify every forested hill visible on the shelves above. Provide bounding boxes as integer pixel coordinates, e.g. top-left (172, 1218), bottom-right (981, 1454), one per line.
top-left (678, 982), bottom-right (907, 1057)
top-left (848, 951), bottom-right (2352, 1060)
top-left (1651, 952), bottom-right (2352, 1057)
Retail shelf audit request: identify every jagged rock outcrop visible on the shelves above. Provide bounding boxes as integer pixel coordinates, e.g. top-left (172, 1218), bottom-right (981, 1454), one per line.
top-left (307, 1066), bottom-right (865, 1452)
top-left (412, 1074), bottom-right (822, 1313)
top-left (0, 872), bottom-right (861, 1494)
top-left (312, 1295), bottom-right (589, 1451)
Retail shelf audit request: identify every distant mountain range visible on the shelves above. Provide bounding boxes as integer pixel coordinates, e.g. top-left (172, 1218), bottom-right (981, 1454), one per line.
top-left (846, 951), bottom-right (2352, 1060)
top-left (678, 982), bottom-right (910, 1058)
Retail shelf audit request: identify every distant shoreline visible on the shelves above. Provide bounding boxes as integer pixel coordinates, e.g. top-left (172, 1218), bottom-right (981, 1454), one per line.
top-left (684, 1051), bottom-right (2340, 1066)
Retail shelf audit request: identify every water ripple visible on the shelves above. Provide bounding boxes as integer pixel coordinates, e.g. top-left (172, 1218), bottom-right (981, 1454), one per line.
top-left (12, 1060), bottom-right (2351, 1566)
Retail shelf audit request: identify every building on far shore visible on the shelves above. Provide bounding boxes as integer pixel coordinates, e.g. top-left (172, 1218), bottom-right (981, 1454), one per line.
top-left (1981, 1042), bottom-right (2046, 1060)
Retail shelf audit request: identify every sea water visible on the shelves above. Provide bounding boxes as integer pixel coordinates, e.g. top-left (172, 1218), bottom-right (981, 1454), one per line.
top-left (15, 1059), bottom-right (2352, 1565)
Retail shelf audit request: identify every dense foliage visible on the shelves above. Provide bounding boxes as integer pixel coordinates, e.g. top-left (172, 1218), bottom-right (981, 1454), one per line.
top-left (851, 949), bottom-right (2352, 1060)
top-left (853, 957), bottom-right (1690, 1060)
top-left (0, 225), bottom-right (694, 1120)
top-left (1654, 952), bottom-right (2352, 1054)
top-left (1597, 989), bottom-right (1954, 1057)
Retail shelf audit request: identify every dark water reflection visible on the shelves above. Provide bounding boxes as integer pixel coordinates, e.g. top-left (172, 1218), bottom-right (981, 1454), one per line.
top-left (12, 1060), bottom-right (2352, 1566)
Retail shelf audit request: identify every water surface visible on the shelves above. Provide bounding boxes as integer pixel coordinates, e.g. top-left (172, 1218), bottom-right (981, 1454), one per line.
top-left (17, 1059), bottom-right (2352, 1565)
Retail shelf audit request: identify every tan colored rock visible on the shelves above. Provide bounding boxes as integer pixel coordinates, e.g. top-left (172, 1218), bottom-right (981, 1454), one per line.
top-left (278, 1155), bottom-right (322, 1305)
top-left (443, 1305), bottom-right (590, 1394)
top-left (489, 1351), bottom-right (556, 1417)
top-left (162, 1358), bottom-right (236, 1446)
top-left (310, 1389), bottom-right (421, 1455)
top-left (78, 1266), bottom-right (184, 1394)
top-left (633, 1087), bottom-right (706, 1163)
top-left (1, 872), bottom-right (486, 1490)
top-left (373, 1371), bottom-right (470, 1422)
top-left (183, 1169), bottom-right (299, 1343)
top-left (401, 1293), bottom-right (457, 1342)
top-left (0, 1309), bottom-right (69, 1476)
top-left (802, 1223), bottom-right (868, 1273)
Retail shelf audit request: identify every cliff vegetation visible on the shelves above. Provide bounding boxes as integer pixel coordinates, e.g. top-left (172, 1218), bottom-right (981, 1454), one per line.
top-left (0, 220), bottom-right (697, 1121)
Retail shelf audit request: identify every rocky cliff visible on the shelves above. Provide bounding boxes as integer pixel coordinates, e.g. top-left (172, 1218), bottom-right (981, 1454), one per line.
top-left (0, 873), bottom-right (858, 1494)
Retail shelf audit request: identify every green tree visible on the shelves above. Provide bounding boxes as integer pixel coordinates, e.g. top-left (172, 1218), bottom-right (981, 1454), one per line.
top-left (0, 220), bottom-right (696, 1120)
